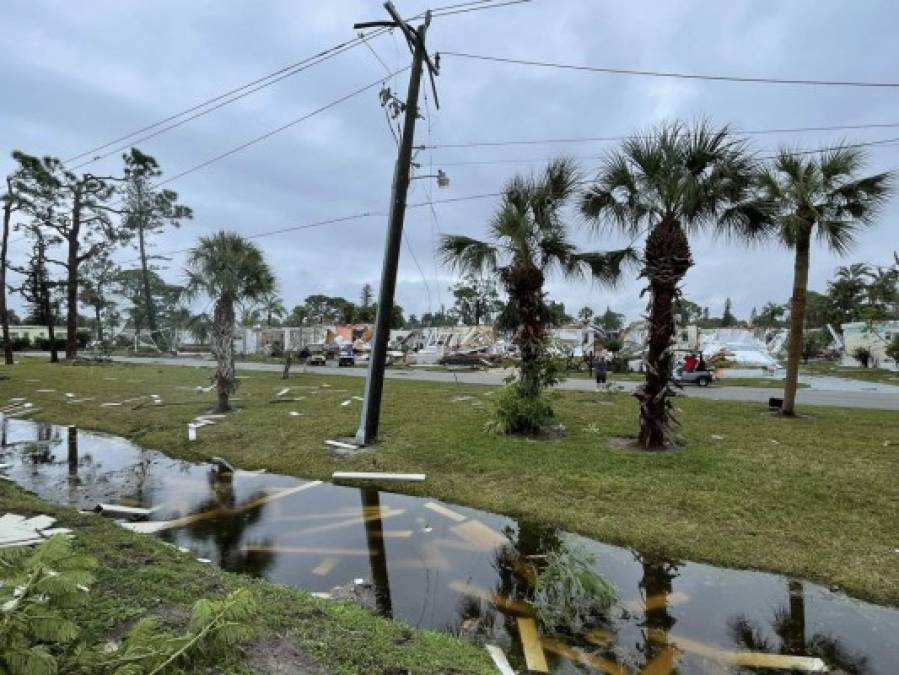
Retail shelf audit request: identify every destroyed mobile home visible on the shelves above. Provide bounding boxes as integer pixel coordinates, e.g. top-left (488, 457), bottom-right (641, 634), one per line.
top-left (200, 318), bottom-right (899, 373)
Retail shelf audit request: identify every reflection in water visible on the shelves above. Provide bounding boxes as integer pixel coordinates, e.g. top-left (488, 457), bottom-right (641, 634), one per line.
top-left (361, 489), bottom-right (393, 618)
top-left (729, 580), bottom-right (870, 674)
top-left (165, 467), bottom-right (276, 578)
top-left (67, 425), bottom-right (77, 475)
top-left (637, 555), bottom-right (680, 674)
top-left (2, 417), bottom-right (897, 675)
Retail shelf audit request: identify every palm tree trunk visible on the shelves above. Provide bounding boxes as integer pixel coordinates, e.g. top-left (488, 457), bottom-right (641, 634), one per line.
top-left (212, 296), bottom-right (235, 413)
top-left (782, 226), bottom-right (811, 416)
top-left (511, 266), bottom-right (546, 399)
top-left (638, 220), bottom-right (692, 450)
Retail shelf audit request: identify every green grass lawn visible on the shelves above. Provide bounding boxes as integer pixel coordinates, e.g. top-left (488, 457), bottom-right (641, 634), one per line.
top-left (0, 482), bottom-right (493, 674)
top-left (2, 360), bottom-right (897, 609)
top-left (801, 360), bottom-right (899, 385)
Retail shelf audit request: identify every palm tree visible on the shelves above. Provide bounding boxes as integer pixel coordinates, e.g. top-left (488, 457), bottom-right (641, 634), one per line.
top-left (187, 312), bottom-right (212, 346)
top-left (259, 292), bottom-right (286, 327)
top-left (184, 232), bottom-right (275, 412)
top-left (439, 158), bottom-right (633, 414)
top-left (581, 121), bottom-right (764, 449)
top-left (757, 147), bottom-right (892, 415)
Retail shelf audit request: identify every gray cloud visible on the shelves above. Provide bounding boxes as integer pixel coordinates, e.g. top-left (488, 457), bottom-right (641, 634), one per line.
top-left (2, 0), bottom-right (897, 323)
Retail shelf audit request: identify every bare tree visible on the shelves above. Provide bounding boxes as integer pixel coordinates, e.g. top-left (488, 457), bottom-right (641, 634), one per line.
top-left (12, 151), bottom-right (126, 360)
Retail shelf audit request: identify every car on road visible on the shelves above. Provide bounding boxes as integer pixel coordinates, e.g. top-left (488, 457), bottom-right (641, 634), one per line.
top-left (673, 366), bottom-right (717, 387)
top-left (338, 346), bottom-right (355, 367)
top-left (306, 353), bottom-right (327, 366)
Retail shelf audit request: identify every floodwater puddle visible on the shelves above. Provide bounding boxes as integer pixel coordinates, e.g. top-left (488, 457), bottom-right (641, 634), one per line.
top-left (1, 418), bottom-right (897, 674)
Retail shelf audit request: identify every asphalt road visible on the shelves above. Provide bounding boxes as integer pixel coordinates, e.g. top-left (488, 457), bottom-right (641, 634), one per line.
top-left (62, 354), bottom-right (899, 411)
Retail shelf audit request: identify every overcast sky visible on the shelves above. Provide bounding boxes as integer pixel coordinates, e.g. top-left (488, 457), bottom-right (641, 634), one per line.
top-left (2, 0), bottom-right (897, 324)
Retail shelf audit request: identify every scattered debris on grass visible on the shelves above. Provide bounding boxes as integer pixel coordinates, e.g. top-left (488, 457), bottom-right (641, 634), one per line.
top-left (0, 513), bottom-right (73, 548)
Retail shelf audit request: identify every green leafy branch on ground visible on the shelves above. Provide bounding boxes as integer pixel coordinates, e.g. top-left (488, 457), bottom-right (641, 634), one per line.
top-left (0, 535), bottom-right (96, 675)
top-left (0, 537), bottom-right (257, 675)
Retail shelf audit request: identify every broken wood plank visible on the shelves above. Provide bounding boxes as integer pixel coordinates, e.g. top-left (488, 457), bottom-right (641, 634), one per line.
top-left (140, 481), bottom-right (324, 533)
top-left (118, 521), bottom-right (173, 534)
top-left (485, 645), bottom-right (515, 675)
top-left (640, 645), bottom-right (680, 675)
top-left (447, 580), bottom-right (533, 617)
top-left (96, 503), bottom-right (153, 517)
top-left (240, 545), bottom-right (374, 556)
top-left (331, 471), bottom-right (426, 482)
top-left (516, 616), bottom-right (549, 673)
top-left (324, 440), bottom-right (356, 451)
top-left (423, 501), bottom-right (467, 523)
top-left (283, 508), bottom-right (404, 539)
top-left (668, 633), bottom-right (827, 672)
top-left (541, 638), bottom-right (626, 675)
top-left (449, 519), bottom-right (509, 550)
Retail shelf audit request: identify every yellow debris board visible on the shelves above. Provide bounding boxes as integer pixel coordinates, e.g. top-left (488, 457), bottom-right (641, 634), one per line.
top-left (240, 545), bottom-right (373, 556)
top-left (449, 519), bottom-right (509, 550)
top-left (668, 634), bottom-right (827, 672)
top-left (541, 638), bottom-right (626, 675)
top-left (283, 508), bottom-right (404, 538)
top-left (623, 590), bottom-right (690, 613)
top-left (640, 645), bottom-right (679, 675)
top-left (447, 580), bottom-right (533, 617)
top-left (423, 501), bottom-right (467, 522)
top-left (516, 616), bottom-right (548, 673)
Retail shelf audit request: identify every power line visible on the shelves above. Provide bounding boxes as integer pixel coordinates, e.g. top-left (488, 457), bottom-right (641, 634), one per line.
top-left (440, 51), bottom-right (899, 88)
top-left (424, 135), bottom-right (899, 169)
top-left (69, 29), bottom-right (391, 170)
top-left (65, 28), bottom-right (390, 165)
top-left (150, 67), bottom-right (409, 191)
top-left (110, 189), bottom-right (507, 265)
top-left (403, 230), bottom-right (433, 314)
top-left (419, 121), bottom-right (899, 150)
top-left (431, 0), bottom-right (532, 18)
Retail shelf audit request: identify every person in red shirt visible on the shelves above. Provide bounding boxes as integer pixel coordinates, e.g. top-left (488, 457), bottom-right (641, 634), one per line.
top-left (684, 353), bottom-right (698, 372)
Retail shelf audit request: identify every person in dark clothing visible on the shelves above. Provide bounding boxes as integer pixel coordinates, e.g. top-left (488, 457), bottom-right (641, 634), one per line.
top-left (594, 355), bottom-right (608, 388)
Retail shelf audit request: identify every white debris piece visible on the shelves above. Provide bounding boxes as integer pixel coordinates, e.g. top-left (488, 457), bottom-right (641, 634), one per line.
top-left (96, 503), bottom-right (153, 518)
top-left (485, 645), bottom-right (516, 675)
top-left (118, 521), bottom-right (172, 534)
top-left (340, 399), bottom-right (352, 406)
top-left (332, 471), bottom-right (426, 483)
top-left (0, 513), bottom-right (70, 548)
top-left (65, 393), bottom-right (75, 398)
top-left (289, 411), bottom-right (302, 417)
top-left (324, 440), bottom-right (356, 451)
top-left (276, 387), bottom-right (291, 397)
top-left (188, 424), bottom-right (197, 441)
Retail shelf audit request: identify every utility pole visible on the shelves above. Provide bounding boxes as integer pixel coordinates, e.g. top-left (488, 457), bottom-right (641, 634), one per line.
top-left (355, 2), bottom-right (438, 446)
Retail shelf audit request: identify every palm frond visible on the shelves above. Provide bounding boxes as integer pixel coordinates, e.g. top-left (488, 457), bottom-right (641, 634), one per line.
top-left (565, 247), bottom-right (638, 286)
top-left (437, 234), bottom-right (497, 274)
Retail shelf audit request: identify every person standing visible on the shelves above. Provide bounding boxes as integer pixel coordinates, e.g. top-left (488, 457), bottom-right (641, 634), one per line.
top-left (595, 354), bottom-right (608, 389)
